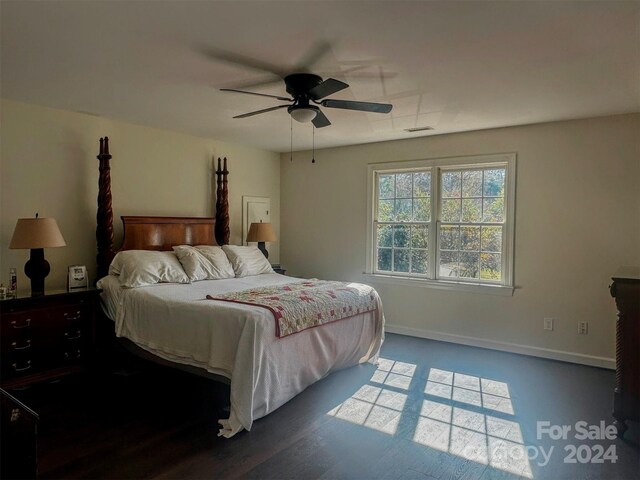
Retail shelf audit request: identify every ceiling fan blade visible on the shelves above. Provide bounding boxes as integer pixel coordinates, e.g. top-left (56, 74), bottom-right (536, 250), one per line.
top-left (308, 78), bottom-right (349, 100)
top-left (295, 40), bottom-right (332, 71)
top-left (321, 99), bottom-right (393, 114)
top-left (331, 65), bottom-right (399, 80)
top-left (221, 88), bottom-right (292, 102)
top-left (228, 75), bottom-right (283, 91)
top-left (198, 46), bottom-right (286, 77)
top-left (233, 104), bottom-right (290, 119)
top-left (312, 109), bottom-right (331, 128)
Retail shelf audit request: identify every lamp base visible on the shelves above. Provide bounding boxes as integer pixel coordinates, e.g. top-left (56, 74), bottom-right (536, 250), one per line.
top-left (24, 248), bottom-right (50, 296)
top-left (257, 241), bottom-right (269, 259)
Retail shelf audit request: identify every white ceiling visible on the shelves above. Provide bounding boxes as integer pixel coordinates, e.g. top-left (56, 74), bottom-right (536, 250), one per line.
top-left (2, 1), bottom-right (638, 152)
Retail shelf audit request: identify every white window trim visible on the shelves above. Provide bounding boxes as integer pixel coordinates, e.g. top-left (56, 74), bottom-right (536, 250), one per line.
top-left (365, 153), bottom-right (516, 295)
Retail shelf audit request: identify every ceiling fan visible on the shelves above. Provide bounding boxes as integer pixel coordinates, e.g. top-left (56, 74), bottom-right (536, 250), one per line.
top-left (220, 73), bottom-right (393, 128)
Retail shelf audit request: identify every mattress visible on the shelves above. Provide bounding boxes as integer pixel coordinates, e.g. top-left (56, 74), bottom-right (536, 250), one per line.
top-left (97, 273), bottom-right (385, 437)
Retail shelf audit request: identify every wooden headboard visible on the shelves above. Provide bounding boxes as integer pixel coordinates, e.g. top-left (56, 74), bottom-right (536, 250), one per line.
top-left (120, 216), bottom-right (217, 251)
top-left (95, 137), bottom-right (230, 278)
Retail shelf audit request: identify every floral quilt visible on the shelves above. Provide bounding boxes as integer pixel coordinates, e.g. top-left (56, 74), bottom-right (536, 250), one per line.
top-left (206, 279), bottom-right (379, 337)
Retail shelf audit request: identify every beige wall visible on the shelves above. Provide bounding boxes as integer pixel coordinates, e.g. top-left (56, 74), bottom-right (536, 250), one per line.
top-left (280, 114), bottom-right (640, 366)
top-left (1, 99), bottom-right (280, 290)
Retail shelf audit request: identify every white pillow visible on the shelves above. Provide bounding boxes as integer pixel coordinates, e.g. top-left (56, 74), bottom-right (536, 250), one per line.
top-left (222, 245), bottom-right (274, 277)
top-left (108, 250), bottom-right (190, 288)
top-left (172, 245), bottom-right (235, 282)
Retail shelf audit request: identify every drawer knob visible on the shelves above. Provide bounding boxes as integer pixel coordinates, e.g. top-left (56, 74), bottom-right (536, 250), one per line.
top-left (65, 330), bottom-right (82, 340)
top-left (11, 339), bottom-right (32, 350)
top-left (64, 349), bottom-right (82, 361)
top-left (12, 360), bottom-right (32, 372)
top-left (10, 318), bottom-right (31, 329)
top-left (10, 408), bottom-right (21, 422)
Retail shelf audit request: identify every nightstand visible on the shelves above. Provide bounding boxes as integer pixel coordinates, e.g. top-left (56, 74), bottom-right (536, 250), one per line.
top-left (0, 287), bottom-right (100, 389)
top-left (271, 264), bottom-right (286, 275)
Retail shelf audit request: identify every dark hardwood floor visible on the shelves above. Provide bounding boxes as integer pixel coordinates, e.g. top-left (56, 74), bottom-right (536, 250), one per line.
top-left (6, 333), bottom-right (639, 480)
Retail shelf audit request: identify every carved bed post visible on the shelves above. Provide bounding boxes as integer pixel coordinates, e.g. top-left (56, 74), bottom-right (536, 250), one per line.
top-left (215, 157), bottom-right (230, 245)
top-left (96, 137), bottom-right (115, 280)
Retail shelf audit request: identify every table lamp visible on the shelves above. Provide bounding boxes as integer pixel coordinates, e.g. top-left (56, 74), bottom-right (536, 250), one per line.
top-left (246, 222), bottom-right (276, 259)
top-left (9, 214), bottom-right (66, 296)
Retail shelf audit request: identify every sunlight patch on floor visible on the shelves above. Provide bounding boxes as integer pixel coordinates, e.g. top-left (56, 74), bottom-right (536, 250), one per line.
top-left (326, 360), bottom-right (532, 479)
top-left (425, 368), bottom-right (515, 415)
top-left (417, 369), bottom-right (531, 478)
top-left (370, 358), bottom-right (416, 390)
top-left (327, 382), bottom-right (409, 435)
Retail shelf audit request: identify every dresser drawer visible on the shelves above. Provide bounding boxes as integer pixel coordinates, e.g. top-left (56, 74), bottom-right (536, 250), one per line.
top-left (37, 305), bottom-right (92, 346)
top-left (1, 305), bottom-right (91, 350)
top-left (1, 338), bottom-right (90, 381)
top-left (0, 311), bottom-right (42, 341)
top-left (1, 353), bottom-right (36, 380)
top-left (0, 288), bottom-right (99, 388)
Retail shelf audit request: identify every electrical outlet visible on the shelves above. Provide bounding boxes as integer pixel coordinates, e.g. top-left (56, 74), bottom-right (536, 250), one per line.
top-left (544, 318), bottom-right (554, 331)
top-left (578, 321), bottom-right (588, 335)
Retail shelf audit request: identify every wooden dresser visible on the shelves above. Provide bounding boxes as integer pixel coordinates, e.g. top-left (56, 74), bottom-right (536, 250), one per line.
top-left (610, 266), bottom-right (640, 437)
top-left (0, 288), bottom-right (100, 389)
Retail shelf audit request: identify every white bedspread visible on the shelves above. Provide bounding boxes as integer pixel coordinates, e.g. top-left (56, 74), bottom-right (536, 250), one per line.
top-left (97, 274), bottom-right (385, 437)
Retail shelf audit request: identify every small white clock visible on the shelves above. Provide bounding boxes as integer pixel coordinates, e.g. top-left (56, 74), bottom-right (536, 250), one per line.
top-left (68, 265), bottom-right (88, 290)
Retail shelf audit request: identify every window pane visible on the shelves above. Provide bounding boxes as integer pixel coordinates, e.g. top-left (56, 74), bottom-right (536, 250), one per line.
top-left (462, 170), bottom-right (482, 197)
top-left (375, 161), bottom-right (509, 285)
top-left (414, 172), bottom-right (431, 197)
top-left (481, 226), bottom-right (502, 252)
top-left (480, 253), bottom-right (502, 281)
top-left (411, 225), bottom-right (429, 249)
top-left (413, 197), bottom-right (431, 222)
top-left (377, 248), bottom-right (392, 271)
top-left (394, 249), bottom-right (410, 272)
top-left (411, 249), bottom-right (428, 274)
top-left (460, 226), bottom-right (480, 251)
top-left (483, 197), bottom-right (504, 222)
top-left (377, 225), bottom-right (393, 248)
top-left (460, 252), bottom-right (480, 278)
top-left (461, 198), bottom-right (482, 223)
top-left (378, 199), bottom-right (394, 221)
top-left (441, 199), bottom-right (461, 222)
top-left (483, 169), bottom-right (505, 197)
top-left (396, 173), bottom-right (413, 198)
top-left (441, 171), bottom-right (461, 198)
top-left (393, 225), bottom-right (410, 248)
top-left (395, 199), bottom-right (412, 221)
top-left (379, 174), bottom-right (395, 199)
top-left (440, 225), bottom-right (460, 250)
top-left (439, 251), bottom-right (459, 278)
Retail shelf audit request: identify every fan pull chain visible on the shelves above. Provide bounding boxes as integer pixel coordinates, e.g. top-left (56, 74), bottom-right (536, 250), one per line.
top-left (290, 115), bottom-right (293, 162)
top-left (311, 124), bottom-right (315, 164)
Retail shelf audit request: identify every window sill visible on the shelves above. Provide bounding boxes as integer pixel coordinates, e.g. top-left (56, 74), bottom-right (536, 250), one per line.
top-left (362, 273), bottom-right (515, 296)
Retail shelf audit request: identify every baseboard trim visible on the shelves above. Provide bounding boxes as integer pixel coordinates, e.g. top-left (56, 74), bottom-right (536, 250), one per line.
top-left (385, 324), bottom-right (615, 370)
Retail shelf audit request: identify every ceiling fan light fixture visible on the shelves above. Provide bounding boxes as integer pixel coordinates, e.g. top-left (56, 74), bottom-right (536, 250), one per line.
top-left (289, 106), bottom-right (318, 123)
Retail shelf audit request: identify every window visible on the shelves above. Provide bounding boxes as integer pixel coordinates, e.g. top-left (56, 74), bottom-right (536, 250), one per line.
top-left (367, 154), bottom-right (515, 293)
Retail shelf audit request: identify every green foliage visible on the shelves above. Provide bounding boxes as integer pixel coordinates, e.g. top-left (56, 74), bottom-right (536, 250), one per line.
top-left (460, 226), bottom-right (480, 251)
top-left (396, 173), bottom-right (412, 198)
top-left (414, 172), bottom-right (431, 197)
top-left (462, 170), bottom-right (482, 197)
top-left (393, 225), bottom-right (410, 247)
top-left (379, 175), bottom-right (395, 199)
top-left (442, 171), bottom-right (461, 198)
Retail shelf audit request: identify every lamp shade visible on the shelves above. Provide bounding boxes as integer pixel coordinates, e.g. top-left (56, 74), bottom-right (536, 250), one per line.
top-left (246, 222), bottom-right (276, 243)
top-left (9, 218), bottom-right (66, 249)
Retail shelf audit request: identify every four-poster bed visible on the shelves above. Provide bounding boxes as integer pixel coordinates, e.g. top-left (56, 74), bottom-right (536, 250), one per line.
top-left (94, 137), bottom-right (384, 437)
